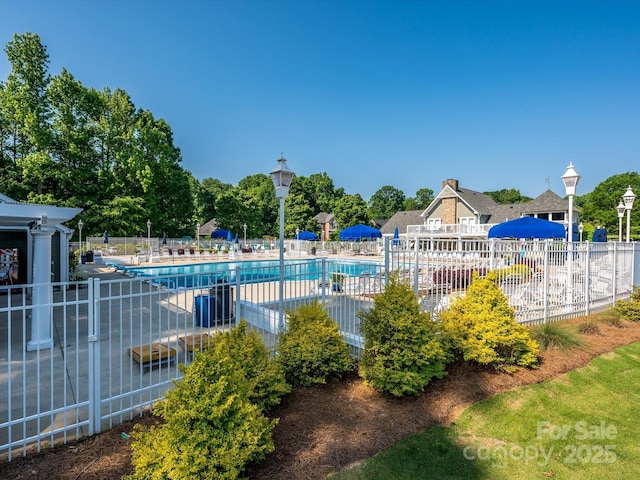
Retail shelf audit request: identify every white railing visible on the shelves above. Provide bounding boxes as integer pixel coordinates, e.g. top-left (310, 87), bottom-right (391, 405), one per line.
top-left (1, 240), bottom-right (638, 460)
top-left (406, 223), bottom-right (497, 237)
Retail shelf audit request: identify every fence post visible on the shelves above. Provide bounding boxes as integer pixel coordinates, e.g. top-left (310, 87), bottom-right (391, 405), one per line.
top-left (584, 243), bottom-right (591, 315)
top-left (413, 242), bottom-right (420, 298)
top-left (543, 239), bottom-right (550, 323)
top-left (87, 277), bottom-right (101, 435)
top-left (235, 266), bottom-right (241, 327)
top-left (612, 242), bottom-right (618, 305)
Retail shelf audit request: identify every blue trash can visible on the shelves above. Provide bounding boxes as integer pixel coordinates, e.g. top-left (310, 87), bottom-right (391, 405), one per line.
top-left (194, 295), bottom-right (216, 327)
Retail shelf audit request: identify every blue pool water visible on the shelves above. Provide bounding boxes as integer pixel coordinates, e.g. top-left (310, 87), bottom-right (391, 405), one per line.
top-left (116, 258), bottom-right (381, 289)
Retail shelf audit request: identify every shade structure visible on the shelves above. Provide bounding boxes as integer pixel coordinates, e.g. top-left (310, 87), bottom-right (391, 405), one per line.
top-left (295, 230), bottom-right (318, 240)
top-left (211, 229), bottom-right (230, 239)
top-left (488, 217), bottom-right (566, 239)
top-left (339, 224), bottom-right (382, 241)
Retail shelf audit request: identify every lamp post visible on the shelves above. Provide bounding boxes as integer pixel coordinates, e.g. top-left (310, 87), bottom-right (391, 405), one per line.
top-left (561, 163), bottom-right (580, 308)
top-left (578, 222), bottom-right (584, 242)
top-left (623, 186), bottom-right (636, 242)
top-left (77, 219), bottom-right (83, 264)
top-left (197, 222), bottom-right (201, 250)
top-left (243, 223), bottom-right (247, 247)
top-left (146, 219), bottom-right (152, 261)
top-left (617, 201), bottom-right (626, 242)
top-left (561, 162), bottom-right (581, 241)
top-left (270, 155), bottom-right (294, 332)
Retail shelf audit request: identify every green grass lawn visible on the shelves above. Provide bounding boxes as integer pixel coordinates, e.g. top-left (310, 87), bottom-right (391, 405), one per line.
top-left (329, 342), bottom-right (640, 480)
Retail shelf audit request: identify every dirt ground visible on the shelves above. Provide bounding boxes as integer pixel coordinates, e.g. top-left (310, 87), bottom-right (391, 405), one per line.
top-left (2, 316), bottom-right (640, 480)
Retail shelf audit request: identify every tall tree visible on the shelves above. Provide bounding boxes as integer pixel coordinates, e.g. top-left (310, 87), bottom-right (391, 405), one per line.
top-left (484, 188), bottom-right (532, 204)
top-left (333, 193), bottom-right (369, 234)
top-left (0, 32), bottom-right (52, 199)
top-left (368, 185), bottom-right (405, 219)
top-left (404, 187), bottom-right (434, 211)
top-left (578, 172), bottom-right (640, 235)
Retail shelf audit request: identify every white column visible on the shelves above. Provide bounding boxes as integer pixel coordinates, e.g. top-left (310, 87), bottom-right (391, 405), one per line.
top-left (27, 226), bottom-right (55, 351)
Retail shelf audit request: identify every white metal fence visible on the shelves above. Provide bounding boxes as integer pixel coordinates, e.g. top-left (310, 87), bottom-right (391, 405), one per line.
top-left (1, 239), bottom-right (638, 460)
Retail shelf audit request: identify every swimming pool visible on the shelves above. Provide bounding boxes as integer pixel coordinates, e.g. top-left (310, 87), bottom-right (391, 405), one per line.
top-left (117, 258), bottom-right (382, 289)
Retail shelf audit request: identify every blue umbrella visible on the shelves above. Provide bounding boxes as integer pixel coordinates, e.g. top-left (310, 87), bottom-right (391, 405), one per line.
top-left (296, 231), bottom-right (319, 241)
top-left (392, 227), bottom-right (400, 245)
top-left (488, 217), bottom-right (565, 239)
top-left (235, 234), bottom-right (239, 243)
top-left (339, 224), bottom-right (382, 241)
top-left (103, 230), bottom-right (108, 244)
top-left (227, 230), bottom-right (233, 243)
top-left (211, 229), bottom-right (230, 239)
top-left (162, 232), bottom-right (167, 245)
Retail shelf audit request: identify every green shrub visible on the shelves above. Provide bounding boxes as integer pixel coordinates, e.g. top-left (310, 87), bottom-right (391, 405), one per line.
top-left (493, 264), bottom-right (531, 283)
top-left (439, 271), bottom-right (539, 372)
top-left (615, 286), bottom-right (640, 321)
top-left (217, 320), bottom-right (290, 411)
top-left (68, 252), bottom-right (86, 281)
top-left (127, 321), bottom-right (283, 480)
top-left (529, 322), bottom-right (583, 352)
top-left (277, 300), bottom-right (354, 387)
top-left (357, 274), bottom-right (450, 396)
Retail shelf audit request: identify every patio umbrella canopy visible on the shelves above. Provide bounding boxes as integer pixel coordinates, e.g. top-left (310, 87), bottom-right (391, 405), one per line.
top-left (488, 217), bottom-right (566, 239)
top-left (339, 224), bottom-right (382, 241)
top-left (210, 229), bottom-right (230, 239)
top-left (296, 231), bottom-right (319, 240)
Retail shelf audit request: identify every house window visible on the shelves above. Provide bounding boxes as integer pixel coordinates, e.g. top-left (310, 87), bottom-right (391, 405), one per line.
top-left (551, 212), bottom-right (564, 221)
top-left (537, 213), bottom-right (549, 220)
top-left (459, 217), bottom-right (475, 225)
top-left (427, 218), bottom-right (441, 230)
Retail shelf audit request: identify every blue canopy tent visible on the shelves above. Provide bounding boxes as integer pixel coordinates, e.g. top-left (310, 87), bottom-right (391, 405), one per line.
top-left (488, 217), bottom-right (566, 239)
top-left (339, 224), bottom-right (382, 241)
top-left (295, 231), bottom-right (319, 241)
top-left (211, 229), bottom-right (230, 239)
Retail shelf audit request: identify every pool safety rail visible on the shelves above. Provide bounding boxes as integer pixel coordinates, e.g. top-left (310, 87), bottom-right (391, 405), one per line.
top-left (0, 239), bottom-right (638, 460)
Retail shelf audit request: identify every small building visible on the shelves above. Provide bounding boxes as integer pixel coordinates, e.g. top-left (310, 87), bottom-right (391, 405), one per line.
top-left (0, 193), bottom-right (81, 350)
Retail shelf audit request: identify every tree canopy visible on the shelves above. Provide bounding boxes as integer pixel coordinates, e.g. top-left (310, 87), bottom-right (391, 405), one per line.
top-left (1, 32), bottom-right (636, 241)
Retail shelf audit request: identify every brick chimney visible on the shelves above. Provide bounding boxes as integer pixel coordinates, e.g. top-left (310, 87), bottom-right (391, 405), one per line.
top-left (441, 179), bottom-right (459, 191)
top-left (441, 179), bottom-right (459, 224)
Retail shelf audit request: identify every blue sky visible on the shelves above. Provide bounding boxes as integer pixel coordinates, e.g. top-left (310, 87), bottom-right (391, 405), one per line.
top-left (2, 0), bottom-right (639, 201)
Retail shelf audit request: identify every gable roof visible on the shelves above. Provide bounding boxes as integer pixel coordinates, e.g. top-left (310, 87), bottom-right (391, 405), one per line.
top-left (314, 212), bottom-right (334, 224)
top-left (422, 183), bottom-right (497, 218)
top-left (381, 210), bottom-right (424, 235)
top-left (519, 189), bottom-right (569, 214)
top-left (198, 218), bottom-right (219, 236)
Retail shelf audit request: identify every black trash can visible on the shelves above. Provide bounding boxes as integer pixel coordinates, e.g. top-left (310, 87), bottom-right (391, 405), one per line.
top-left (194, 295), bottom-right (216, 327)
top-left (311, 246), bottom-right (316, 255)
top-left (209, 278), bottom-right (234, 321)
top-left (85, 250), bottom-right (94, 263)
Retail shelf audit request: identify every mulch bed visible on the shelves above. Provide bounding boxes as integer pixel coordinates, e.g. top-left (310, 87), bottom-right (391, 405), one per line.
top-left (2, 317), bottom-right (639, 480)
